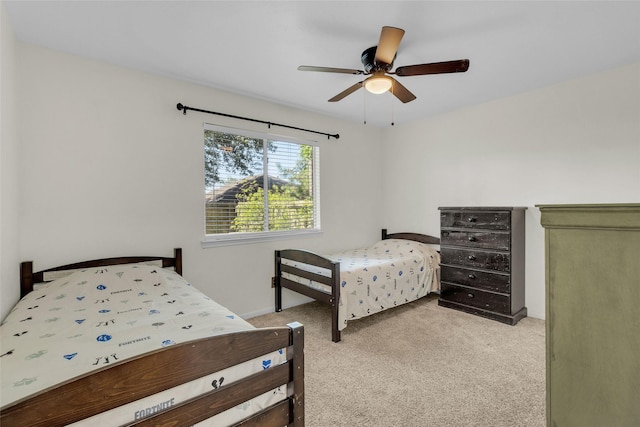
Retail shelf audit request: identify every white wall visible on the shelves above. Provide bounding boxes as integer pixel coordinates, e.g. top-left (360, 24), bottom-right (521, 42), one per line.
top-left (382, 63), bottom-right (640, 319)
top-left (0, 1), bottom-right (20, 320)
top-left (6, 43), bottom-right (385, 321)
top-left (4, 35), bottom-right (639, 323)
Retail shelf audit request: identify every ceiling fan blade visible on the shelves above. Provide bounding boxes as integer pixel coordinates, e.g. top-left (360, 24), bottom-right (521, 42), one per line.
top-left (298, 65), bottom-right (364, 75)
top-left (328, 81), bottom-right (364, 102)
top-left (395, 59), bottom-right (470, 77)
top-left (374, 26), bottom-right (405, 65)
top-left (390, 78), bottom-right (416, 103)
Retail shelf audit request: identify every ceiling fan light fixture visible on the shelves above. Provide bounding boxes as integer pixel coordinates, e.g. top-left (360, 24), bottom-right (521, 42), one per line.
top-left (364, 75), bottom-right (393, 94)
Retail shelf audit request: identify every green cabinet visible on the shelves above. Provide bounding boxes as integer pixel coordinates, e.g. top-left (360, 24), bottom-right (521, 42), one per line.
top-left (538, 204), bottom-right (640, 427)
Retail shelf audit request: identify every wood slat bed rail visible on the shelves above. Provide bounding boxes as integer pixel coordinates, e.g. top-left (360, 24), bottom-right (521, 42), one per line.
top-left (279, 263), bottom-right (334, 287)
top-left (280, 277), bottom-right (333, 304)
top-left (0, 323), bottom-right (304, 427)
top-left (382, 229), bottom-right (441, 245)
top-left (278, 249), bottom-right (337, 270)
top-left (229, 399), bottom-right (291, 427)
top-left (132, 363), bottom-right (291, 426)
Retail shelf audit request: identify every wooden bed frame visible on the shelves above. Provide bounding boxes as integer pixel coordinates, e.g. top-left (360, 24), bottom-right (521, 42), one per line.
top-left (2, 249), bottom-right (305, 427)
top-left (275, 229), bottom-right (440, 343)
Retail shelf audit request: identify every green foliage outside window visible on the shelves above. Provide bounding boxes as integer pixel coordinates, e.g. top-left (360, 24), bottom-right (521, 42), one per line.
top-left (205, 127), bottom-right (317, 235)
top-left (232, 186), bottom-right (313, 232)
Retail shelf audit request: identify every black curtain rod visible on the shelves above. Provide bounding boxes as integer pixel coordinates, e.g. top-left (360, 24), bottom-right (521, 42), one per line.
top-left (176, 103), bottom-right (339, 140)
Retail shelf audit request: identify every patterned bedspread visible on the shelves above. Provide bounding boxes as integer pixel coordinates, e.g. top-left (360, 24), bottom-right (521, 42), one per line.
top-left (283, 239), bottom-right (440, 331)
top-left (0, 264), bottom-right (286, 424)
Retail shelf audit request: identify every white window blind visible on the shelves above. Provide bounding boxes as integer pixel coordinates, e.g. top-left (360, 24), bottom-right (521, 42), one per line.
top-left (203, 124), bottom-right (320, 245)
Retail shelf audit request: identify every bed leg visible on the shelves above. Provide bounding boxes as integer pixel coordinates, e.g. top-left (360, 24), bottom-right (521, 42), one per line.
top-left (275, 251), bottom-right (283, 312)
top-left (20, 261), bottom-right (34, 298)
top-left (331, 263), bottom-right (341, 342)
top-left (287, 321), bottom-right (305, 427)
top-left (331, 299), bottom-right (341, 342)
top-left (331, 325), bottom-right (341, 343)
top-left (275, 287), bottom-right (282, 312)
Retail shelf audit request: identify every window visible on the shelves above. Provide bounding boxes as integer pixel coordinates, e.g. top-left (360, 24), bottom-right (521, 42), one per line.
top-left (203, 124), bottom-right (320, 246)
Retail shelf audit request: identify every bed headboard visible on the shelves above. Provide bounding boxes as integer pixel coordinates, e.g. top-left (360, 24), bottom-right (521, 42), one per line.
top-left (381, 229), bottom-right (440, 245)
top-left (20, 248), bottom-right (183, 298)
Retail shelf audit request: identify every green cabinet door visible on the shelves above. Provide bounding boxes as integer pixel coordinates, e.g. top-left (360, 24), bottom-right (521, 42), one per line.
top-left (539, 204), bottom-right (640, 427)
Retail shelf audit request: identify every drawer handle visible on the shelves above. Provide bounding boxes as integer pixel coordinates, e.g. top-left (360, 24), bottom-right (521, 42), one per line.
top-left (468, 217), bottom-right (477, 222)
top-left (468, 274), bottom-right (476, 279)
top-left (468, 255), bottom-right (476, 260)
top-left (467, 293), bottom-right (474, 298)
top-left (468, 236), bottom-right (476, 242)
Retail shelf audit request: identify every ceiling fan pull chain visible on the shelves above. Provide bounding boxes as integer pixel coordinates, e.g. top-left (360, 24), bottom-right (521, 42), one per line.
top-left (390, 84), bottom-right (395, 126)
top-left (363, 88), bottom-right (367, 125)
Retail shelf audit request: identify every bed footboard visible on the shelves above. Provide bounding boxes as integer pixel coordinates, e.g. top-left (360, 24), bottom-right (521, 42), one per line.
top-left (0, 322), bottom-right (305, 427)
top-left (275, 249), bottom-right (341, 342)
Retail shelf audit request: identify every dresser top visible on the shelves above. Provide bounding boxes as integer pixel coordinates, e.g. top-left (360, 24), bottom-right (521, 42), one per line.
top-left (438, 206), bottom-right (528, 211)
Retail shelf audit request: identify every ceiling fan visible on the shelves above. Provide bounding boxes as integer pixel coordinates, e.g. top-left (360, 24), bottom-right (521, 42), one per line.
top-left (298, 26), bottom-right (470, 103)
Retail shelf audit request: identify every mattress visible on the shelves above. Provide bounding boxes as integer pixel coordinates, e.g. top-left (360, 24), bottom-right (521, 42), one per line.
top-left (283, 238), bottom-right (440, 330)
top-left (0, 263), bottom-right (287, 425)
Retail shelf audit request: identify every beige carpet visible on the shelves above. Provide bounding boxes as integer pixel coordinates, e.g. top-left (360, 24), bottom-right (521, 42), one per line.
top-left (248, 295), bottom-right (546, 427)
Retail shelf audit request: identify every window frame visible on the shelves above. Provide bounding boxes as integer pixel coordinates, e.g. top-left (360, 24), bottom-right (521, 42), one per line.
top-left (201, 123), bottom-right (322, 248)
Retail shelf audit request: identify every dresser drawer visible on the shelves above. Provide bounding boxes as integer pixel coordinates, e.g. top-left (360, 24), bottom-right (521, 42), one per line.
top-left (441, 265), bottom-right (510, 293)
top-left (441, 230), bottom-right (510, 250)
top-left (440, 211), bottom-right (510, 230)
top-left (440, 247), bottom-right (511, 272)
top-left (440, 283), bottom-right (510, 314)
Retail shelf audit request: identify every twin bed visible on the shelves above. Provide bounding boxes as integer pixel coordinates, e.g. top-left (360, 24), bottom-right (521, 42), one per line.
top-left (275, 229), bottom-right (441, 342)
top-left (1, 249), bottom-right (304, 426)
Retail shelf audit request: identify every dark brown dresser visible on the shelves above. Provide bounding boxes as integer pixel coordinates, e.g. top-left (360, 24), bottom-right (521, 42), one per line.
top-left (438, 206), bottom-right (527, 325)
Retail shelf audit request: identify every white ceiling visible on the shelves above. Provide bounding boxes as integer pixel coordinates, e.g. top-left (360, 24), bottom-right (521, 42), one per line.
top-left (5, 1), bottom-right (640, 127)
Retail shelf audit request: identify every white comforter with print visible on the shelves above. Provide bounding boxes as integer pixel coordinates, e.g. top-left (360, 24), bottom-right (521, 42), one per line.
top-left (284, 239), bottom-right (440, 331)
top-left (331, 239), bottom-right (440, 330)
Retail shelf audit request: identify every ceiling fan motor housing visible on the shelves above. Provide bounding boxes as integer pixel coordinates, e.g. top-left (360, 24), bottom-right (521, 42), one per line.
top-left (361, 46), bottom-right (393, 73)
